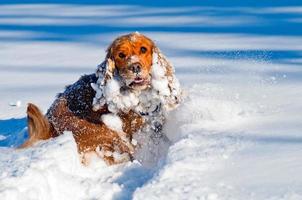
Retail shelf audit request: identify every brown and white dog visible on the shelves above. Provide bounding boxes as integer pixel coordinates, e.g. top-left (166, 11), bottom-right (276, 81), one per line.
top-left (21, 32), bottom-right (182, 165)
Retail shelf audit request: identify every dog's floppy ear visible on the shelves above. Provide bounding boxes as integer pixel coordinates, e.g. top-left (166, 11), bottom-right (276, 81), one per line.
top-left (95, 58), bottom-right (115, 85)
top-left (96, 45), bottom-right (116, 85)
top-left (152, 46), bottom-right (182, 110)
top-left (91, 47), bottom-right (117, 111)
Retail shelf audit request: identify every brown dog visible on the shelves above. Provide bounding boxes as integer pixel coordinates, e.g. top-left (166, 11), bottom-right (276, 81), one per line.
top-left (21, 32), bottom-right (181, 165)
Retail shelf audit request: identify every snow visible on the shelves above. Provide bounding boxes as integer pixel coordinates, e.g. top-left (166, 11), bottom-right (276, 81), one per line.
top-left (100, 113), bottom-right (132, 154)
top-left (1, 2), bottom-right (302, 200)
top-left (0, 135), bottom-right (6, 141)
top-left (151, 52), bottom-right (172, 96)
top-left (9, 100), bottom-right (22, 107)
top-left (101, 113), bottom-right (123, 132)
top-left (0, 132), bottom-right (124, 200)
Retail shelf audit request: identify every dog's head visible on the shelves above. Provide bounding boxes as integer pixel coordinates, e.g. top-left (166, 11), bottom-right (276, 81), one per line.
top-left (98, 32), bottom-right (154, 90)
top-left (94, 32), bottom-right (182, 112)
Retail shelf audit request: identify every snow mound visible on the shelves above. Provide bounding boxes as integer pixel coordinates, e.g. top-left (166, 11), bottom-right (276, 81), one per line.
top-left (0, 132), bottom-right (125, 200)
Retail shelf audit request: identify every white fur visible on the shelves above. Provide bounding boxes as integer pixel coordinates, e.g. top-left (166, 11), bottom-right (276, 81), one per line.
top-left (130, 55), bottom-right (140, 63)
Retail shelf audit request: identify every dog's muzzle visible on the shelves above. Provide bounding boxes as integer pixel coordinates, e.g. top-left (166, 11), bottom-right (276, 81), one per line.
top-left (130, 62), bottom-right (142, 74)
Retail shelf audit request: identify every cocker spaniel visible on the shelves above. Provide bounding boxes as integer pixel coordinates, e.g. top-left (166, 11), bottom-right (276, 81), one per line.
top-left (21, 32), bottom-right (182, 165)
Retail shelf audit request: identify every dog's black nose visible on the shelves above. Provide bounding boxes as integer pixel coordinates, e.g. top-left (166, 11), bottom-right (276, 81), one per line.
top-left (131, 63), bottom-right (141, 74)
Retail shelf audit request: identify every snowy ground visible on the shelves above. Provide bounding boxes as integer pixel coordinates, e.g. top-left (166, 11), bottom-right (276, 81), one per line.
top-left (1, 2), bottom-right (302, 200)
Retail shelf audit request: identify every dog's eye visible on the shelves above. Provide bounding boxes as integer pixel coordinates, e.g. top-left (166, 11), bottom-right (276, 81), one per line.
top-left (140, 46), bottom-right (147, 54)
top-left (119, 52), bottom-right (126, 59)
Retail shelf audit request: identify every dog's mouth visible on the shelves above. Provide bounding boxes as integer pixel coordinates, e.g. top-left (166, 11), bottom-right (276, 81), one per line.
top-left (133, 77), bottom-right (144, 84)
top-left (128, 77), bottom-right (150, 88)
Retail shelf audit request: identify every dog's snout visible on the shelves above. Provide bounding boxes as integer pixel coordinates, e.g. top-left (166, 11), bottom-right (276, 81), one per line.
top-left (131, 63), bottom-right (142, 74)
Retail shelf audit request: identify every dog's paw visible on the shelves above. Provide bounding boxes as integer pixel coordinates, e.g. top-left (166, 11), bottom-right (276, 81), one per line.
top-left (95, 146), bottom-right (132, 165)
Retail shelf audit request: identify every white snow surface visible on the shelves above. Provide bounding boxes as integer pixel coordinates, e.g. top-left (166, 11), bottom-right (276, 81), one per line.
top-left (1, 3), bottom-right (302, 200)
